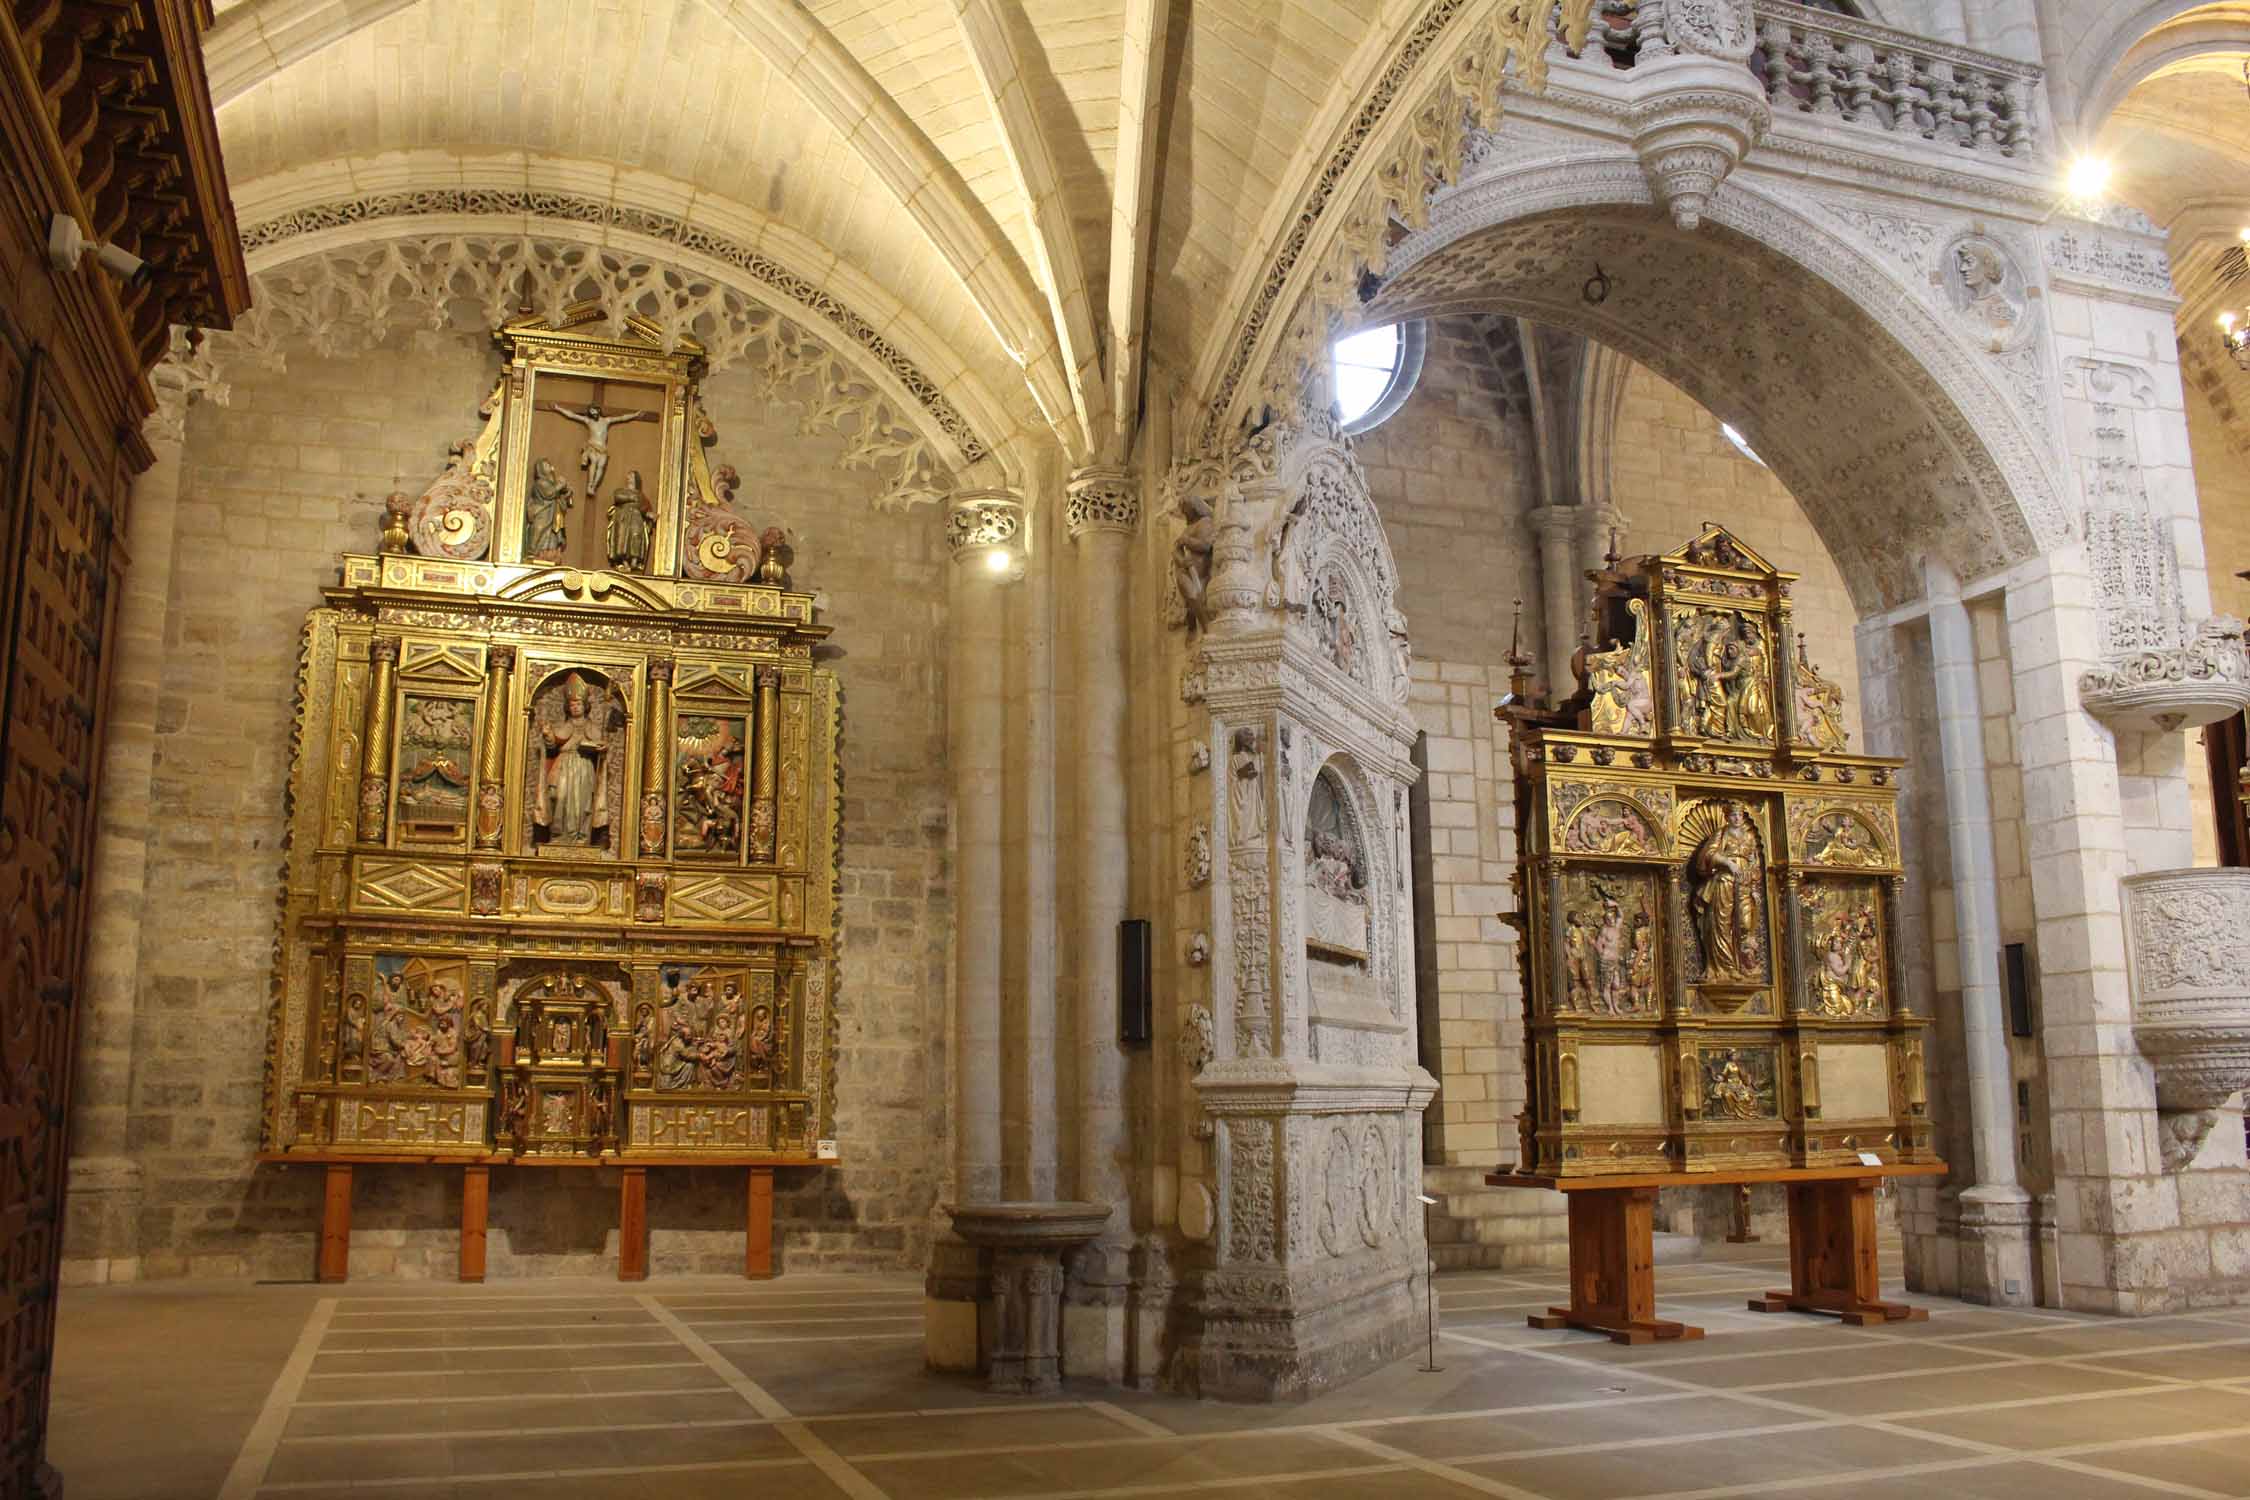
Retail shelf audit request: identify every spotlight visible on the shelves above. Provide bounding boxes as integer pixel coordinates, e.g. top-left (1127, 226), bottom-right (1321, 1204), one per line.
top-left (984, 548), bottom-right (1012, 574)
top-left (2063, 156), bottom-right (2111, 203)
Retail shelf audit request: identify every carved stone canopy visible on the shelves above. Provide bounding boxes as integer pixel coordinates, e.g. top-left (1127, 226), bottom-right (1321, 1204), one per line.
top-left (2078, 616), bottom-right (2250, 734)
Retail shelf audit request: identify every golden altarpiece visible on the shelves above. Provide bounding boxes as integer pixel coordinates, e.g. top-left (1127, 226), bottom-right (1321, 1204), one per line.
top-left (260, 309), bottom-right (840, 1262)
top-left (1493, 528), bottom-right (1939, 1342)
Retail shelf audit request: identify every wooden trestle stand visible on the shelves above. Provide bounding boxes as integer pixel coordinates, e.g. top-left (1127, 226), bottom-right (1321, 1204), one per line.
top-left (270, 1152), bottom-right (827, 1284)
top-left (1488, 1162), bottom-right (1944, 1344)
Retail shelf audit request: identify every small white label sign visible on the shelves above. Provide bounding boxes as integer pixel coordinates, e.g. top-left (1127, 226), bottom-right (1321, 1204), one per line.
top-left (816, 1138), bottom-right (840, 1161)
top-left (1857, 1151), bottom-right (1884, 1167)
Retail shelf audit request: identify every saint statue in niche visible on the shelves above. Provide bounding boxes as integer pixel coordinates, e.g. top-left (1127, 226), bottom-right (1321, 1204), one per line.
top-left (1310, 568), bottom-right (1362, 677)
top-left (1304, 770), bottom-right (1371, 959)
top-left (1228, 727), bottom-right (1264, 844)
top-left (524, 458), bottom-right (574, 561)
top-left (534, 673), bottom-right (615, 848)
top-left (541, 400), bottom-right (652, 499)
top-left (606, 468), bottom-right (654, 573)
top-left (1688, 801), bottom-right (1767, 982)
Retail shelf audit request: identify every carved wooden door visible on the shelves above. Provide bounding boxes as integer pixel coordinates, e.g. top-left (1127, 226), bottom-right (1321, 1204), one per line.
top-left (0, 306), bottom-right (127, 1496)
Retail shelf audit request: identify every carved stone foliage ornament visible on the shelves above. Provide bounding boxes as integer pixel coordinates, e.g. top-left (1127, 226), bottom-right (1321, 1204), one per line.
top-left (1064, 466), bottom-right (1140, 539)
top-left (2124, 869), bottom-right (2250, 1170)
top-left (946, 490), bottom-right (1026, 561)
top-left (165, 231), bottom-right (971, 509)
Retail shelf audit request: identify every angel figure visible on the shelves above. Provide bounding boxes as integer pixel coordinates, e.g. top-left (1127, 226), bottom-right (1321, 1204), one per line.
top-left (540, 401), bottom-right (651, 499)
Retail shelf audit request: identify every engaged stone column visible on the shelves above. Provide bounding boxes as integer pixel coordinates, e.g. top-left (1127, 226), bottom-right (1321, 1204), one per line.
top-left (1062, 465), bottom-right (1137, 1379)
top-left (1529, 505), bottom-right (1581, 695)
top-left (927, 489), bottom-right (1022, 1371)
top-left (65, 433), bottom-right (187, 1283)
top-left (1926, 560), bottom-right (2032, 1306)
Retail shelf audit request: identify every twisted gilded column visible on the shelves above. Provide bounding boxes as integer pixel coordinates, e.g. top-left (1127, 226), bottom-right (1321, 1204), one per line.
top-left (475, 646), bottom-right (514, 851)
top-left (751, 665), bottom-right (780, 862)
top-left (358, 636), bottom-right (400, 842)
top-left (638, 657), bottom-right (673, 858)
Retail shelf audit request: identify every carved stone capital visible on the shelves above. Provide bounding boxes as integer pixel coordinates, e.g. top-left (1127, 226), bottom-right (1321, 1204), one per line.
top-left (2078, 616), bottom-right (2250, 733)
top-left (1064, 466), bottom-right (1140, 539)
top-left (945, 489), bottom-right (1026, 565)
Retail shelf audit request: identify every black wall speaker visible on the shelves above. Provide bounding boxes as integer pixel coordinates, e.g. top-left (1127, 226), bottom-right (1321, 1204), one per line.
top-left (1119, 918), bottom-right (1152, 1046)
top-left (2003, 942), bottom-right (2034, 1039)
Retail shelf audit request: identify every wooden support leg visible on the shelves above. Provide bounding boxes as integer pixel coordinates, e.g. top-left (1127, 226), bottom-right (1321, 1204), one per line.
top-left (1748, 1175), bottom-right (1925, 1325)
top-left (460, 1166), bottom-right (489, 1283)
top-left (317, 1165), bottom-right (353, 1284)
top-left (1528, 1187), bottom-right (1702, 1345)
top-left (745, 1167), bottom-right (775, 1280)
top-left (617, 1166), bottom-right (648, 1282)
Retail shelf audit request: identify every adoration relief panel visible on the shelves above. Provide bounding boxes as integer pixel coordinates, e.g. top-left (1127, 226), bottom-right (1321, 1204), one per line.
top-left (1501, 528), bottom-right (1930, 1178)
top-left (263, 307), bottom-right (839, 1163)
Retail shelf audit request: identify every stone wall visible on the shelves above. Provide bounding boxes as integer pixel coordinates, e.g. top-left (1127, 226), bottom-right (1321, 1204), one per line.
top-left (2185, 380), bottom-right (2250, 867)
top-left (67, 330), bottom-right (953, 1281)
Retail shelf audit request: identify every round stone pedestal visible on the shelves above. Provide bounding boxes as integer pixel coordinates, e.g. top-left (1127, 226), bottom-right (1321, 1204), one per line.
top-left (947, 1201), bottom-right (1110, 1394)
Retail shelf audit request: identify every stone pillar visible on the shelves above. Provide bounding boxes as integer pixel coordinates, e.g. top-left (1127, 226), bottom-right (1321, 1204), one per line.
top-left (1062, 465), bottom-right (1138, 1379)
top-left (1005, 469), bottom-right (1058, 1203)
top-left (1926, 561), bottom-right (2032, 1306)
top-left (1529, 505), bottom-right (1580, 696)
top-left (926, 488), bottom-right (1023, 1371)
top-left (64, 433), bottom-right (187, 1283)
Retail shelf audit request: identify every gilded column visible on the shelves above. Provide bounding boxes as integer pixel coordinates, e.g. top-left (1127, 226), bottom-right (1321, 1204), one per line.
top-left (751, 664), bottom-right (780, 863)
top-left (1064, 465), bottom-right (1136, 1375)
top-left (639, 657), bottom-right (674, 858)
top-left (358, 636), bottom-right (400, 842)
top-left (474, 646), bottom-right (514, 851)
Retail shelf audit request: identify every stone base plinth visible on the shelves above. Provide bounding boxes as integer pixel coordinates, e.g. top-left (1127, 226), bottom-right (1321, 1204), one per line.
top-left (1957, 1184), bottom-right (2035, 1308)
top-left (1167, 1250), bottom-right (1425, 1402)
top-left (923, 1234), bottom-right (984, 1374)
top-left (943, 1201), bottom-right (1109, 1394)
top-left (61, 1155), bottom-right (144, 1285)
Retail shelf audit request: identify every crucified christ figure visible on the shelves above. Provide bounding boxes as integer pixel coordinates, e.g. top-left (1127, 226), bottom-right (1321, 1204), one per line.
top-left (540, 401), bottom-right (651, 499)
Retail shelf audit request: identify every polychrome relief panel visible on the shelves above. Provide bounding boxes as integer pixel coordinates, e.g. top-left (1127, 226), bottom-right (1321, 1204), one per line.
top-left (673, 713), bottom-right (747, 857)
top-left (1561, 870), bottom-right (1660, 1017)
top-left (643, 964), bottom-right (784, 1092)
top-left (350, 955), bottom-right (481, 1088)
top-left (1789, 801), bottom-right (1896, 869)
top-left (1671, 606), bottom-right (1777, 745)
top-left (1800, 879), bottom-right (1886, 1019)
top-left (1699, 1045), bottom-right (1779, 1121)
top-left (394, 694), bottom-right (475, 844)
top-left (1586, 598), bottom-right (1656, 737)
top-left (1554, 790), bottom-right (1667, 857)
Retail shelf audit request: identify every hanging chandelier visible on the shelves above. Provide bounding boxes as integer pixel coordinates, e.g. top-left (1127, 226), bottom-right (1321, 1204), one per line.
top-left (2224, 310), bottom-right (2250, 371)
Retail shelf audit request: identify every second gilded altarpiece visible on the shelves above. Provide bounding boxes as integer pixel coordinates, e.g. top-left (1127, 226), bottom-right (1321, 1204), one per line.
top-left (263, 307), bottom-right (840, 1164)
top-left (1503, 528), bottom-right (1931, 1179)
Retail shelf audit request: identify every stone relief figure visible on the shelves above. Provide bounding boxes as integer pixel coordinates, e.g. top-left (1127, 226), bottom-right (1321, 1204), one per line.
top-left (523, 458), bottom-right (574, 561)
top-left (1169, 490), bottom-right (1216, 629)
top-left (653, 967), bottom-right (758, 1090)
top-left (1804, 810), bottom-right (1885, 867)
top-left (605, 468), bottom-right (654, 572)
top-left (1686, 801), bottom-right (1767, 982)
top-left (339, 993), bottom-right (367, 1072)
top-left (362, 957), bottom-right (471, 1088)
top-left (1304, 770), bottom-right (1371, 958)
top-left (1229, 728), bottom-right (1265, 845)
top-left (541, 400), bottom-right (651, 500)
top-left (1943, 237), bottom-right (2026, 351)
top-left (1310, 567), bottom-right (1362, 678)
top-left (532, 673), bottom-right (616, 849)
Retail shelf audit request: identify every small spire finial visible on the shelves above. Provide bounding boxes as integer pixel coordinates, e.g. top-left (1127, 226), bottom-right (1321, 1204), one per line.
top-left (1605, 526), bottom-right (1621, 567)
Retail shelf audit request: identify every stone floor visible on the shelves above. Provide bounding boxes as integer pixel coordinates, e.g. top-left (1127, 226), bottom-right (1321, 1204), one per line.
top-left (46, 1246), bottom-right (2250, 1499)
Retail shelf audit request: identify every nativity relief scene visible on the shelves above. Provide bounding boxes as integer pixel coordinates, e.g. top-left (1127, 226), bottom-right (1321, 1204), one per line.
top-left (265, 307), bottom-right (840, 1174)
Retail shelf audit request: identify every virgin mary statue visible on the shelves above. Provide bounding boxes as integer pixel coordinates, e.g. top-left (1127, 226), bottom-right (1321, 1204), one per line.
top-left (1690, 802), bottom-right (1764, 980)
top-left (537, 674), bottom-right (611, 845)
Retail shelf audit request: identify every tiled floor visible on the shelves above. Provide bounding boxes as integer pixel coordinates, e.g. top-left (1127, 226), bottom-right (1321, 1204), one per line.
top-left (47, 1248), bottom-right (2250, 1499)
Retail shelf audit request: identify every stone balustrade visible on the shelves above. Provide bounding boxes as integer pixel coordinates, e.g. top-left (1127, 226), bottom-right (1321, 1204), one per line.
top-left (1749, 2), bottom-right (2039, 158)
top-left (1569, 2), bottom-right (2042, 162)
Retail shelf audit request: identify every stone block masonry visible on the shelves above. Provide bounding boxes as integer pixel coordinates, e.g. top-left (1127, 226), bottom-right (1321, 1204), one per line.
top-left (64, 331), bottom-right (953, 1282)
